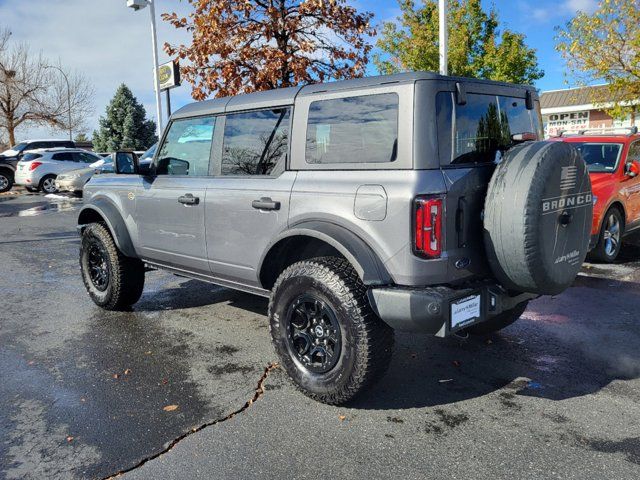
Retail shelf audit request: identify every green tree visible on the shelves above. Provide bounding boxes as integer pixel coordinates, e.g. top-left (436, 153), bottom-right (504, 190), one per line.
top-left (92, 84), bottom-right (157, 152)
top-left (374, 0), bottom-right (543, 84)
top-left (74, 132), bottom-right (89, 143)
top-left (556, 0), bottom-right (639, 121)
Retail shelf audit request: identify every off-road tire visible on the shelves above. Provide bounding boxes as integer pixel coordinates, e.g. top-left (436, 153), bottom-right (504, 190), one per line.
top-left (80, 223), bottom-right (145, 310)
top-left (39, 174), bottom-right (57, 194)
top-left (464, 301), bottom-right (529, 335)
top-left (0, 170), bottom-right (13, 193)
top-left (588, 207), bottom-right (624, 263)
top-left (269, 257), bottom-right (394, 405)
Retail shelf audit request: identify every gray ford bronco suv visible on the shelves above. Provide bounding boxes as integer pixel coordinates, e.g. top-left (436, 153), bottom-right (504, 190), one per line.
top-left (78, 72), bottom-right (592, 404)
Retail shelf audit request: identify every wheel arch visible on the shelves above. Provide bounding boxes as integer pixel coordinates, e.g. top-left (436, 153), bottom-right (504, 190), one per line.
top-left (77, 200), bottom-right (137, 257)
top-left (258, 221), bottom-right (392, 290)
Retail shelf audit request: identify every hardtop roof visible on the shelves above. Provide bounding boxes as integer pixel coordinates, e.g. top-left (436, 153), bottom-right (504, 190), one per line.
top-left (172, 71), bottom-right (537, 120)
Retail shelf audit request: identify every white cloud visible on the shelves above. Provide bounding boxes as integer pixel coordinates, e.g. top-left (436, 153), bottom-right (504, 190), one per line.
top-left (0, 0), bottom-right (195, 142)
top-left (519, 0), bottom-right (599, 26)
top-left (563, 0), bottom-right (599, 14)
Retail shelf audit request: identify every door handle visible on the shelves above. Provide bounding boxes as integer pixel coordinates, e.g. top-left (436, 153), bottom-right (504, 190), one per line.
top-left (252, 197), bottom-right (280, 210)
top-left (178, 194), bottom-right (200, 205)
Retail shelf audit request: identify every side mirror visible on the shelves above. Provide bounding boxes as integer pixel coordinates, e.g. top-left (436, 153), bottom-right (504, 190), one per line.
top-left (114, 151), bottom-right (138, 174)
top-left (625, 161), bottom-right (639, 178)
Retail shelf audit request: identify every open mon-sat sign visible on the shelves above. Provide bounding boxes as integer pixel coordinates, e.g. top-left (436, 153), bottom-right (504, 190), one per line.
top-left (544, 111), bottom-right (590, 136)
top-left (158, 61), bottom-right (181, 91)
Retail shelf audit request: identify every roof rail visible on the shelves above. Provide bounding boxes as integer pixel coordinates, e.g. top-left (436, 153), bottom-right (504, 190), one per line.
top-left (576, 126), bottom-right (638, 136)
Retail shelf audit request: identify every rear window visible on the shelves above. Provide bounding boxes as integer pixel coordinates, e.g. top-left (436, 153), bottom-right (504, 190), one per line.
top-left (51, 152), bottom-right (74, 161)
top-left (305, 93), bottom-right (398, 164)
top-left (436, 92), bottom-right (543, 166)
top-left (570, 143), bottom-right (623, 173)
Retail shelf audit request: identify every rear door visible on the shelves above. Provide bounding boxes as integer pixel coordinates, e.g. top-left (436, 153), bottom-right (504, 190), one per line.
top-left (434, 90), bottom-right (543, 279)
top-left (205, 107), bottom-right (295, 287)
top-left (134, 115), bottom-right (216, 274)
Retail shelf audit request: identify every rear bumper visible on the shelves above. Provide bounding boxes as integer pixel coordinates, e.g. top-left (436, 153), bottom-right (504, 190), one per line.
top-left (14, 171), bottom-right (39, 186)
top-left (368, 283), bottom-right (537, 337)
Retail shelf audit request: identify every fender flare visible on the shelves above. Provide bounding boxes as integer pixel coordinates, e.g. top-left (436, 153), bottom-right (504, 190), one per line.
top-left (258, 220), bottom-right (393, 286)
top-left (77, 199), bottom-right (137, 258)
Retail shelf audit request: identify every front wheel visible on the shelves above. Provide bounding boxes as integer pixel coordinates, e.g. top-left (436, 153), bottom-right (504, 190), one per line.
top-left (80, 223), bottom-right (145, 310)
top-left (588, 207), bottom-right (624, 263)
top-left (464, 301), bottom-right (529, 335)
top-left (269, 257), bottom-right (394, 405)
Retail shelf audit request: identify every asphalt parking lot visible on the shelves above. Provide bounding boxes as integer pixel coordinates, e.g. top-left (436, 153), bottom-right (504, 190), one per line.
top-left (1, 191), bottom-right (640, 480)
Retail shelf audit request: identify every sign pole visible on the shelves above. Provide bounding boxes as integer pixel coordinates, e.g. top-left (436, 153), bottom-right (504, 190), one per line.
top-left (148, 0), bottom-right (163, 137)
top-left (166, 90), bottom-right (171, 118)
top-left (439, 0), bottom-right (448, 75)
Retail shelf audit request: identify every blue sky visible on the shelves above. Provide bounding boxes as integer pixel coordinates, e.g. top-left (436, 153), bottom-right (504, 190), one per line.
top-left (0, 0), bottom-right (599, 141)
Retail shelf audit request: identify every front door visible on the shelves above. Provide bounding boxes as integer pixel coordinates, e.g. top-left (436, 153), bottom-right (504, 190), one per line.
top-left (625, 141), bottom-right (640, 229)
top-left (135, 115), bottom-right (216, 274)
top-left (205, 107), bottom-right (295, 287)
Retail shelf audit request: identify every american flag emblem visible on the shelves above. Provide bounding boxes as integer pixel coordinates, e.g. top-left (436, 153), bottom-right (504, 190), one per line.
top-left (560, 166), bottom-right (577, 190)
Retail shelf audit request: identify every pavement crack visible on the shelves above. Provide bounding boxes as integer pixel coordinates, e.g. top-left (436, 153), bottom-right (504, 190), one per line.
top-left (103, 362), bottom-right (279, 479)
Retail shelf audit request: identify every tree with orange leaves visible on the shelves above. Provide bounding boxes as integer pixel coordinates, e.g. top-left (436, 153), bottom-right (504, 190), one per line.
top-left (162, 0), bottom-right (375, 100)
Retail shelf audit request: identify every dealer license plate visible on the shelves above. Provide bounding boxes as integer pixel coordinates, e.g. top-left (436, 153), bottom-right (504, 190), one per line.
top-left (450, 294), bottom-right (481, 329)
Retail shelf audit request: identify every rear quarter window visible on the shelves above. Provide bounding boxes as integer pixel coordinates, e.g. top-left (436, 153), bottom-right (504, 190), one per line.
top-left (305, 93), bottom-right (398, 164)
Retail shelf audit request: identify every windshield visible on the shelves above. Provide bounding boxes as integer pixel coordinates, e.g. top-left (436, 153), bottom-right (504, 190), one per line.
top-left (2, 142), bottom-right (27, 155)
top-left (570, 142), bottom-right (623, 173)
top-left (436, 92), bottom-right (543, 165)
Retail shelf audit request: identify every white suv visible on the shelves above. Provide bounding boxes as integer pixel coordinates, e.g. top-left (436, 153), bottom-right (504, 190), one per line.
top-left (14, 148), bottom-right (103, 193)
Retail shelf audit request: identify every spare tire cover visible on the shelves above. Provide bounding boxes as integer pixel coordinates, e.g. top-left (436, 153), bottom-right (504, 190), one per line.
top-left (484, 141), bottom-right (592, 295)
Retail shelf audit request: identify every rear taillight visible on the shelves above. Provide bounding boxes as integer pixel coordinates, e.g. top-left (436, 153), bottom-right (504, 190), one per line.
top-left (414, 196), bottom-right (443, 258)
top-left (28, 161), bottom-right (42, 171)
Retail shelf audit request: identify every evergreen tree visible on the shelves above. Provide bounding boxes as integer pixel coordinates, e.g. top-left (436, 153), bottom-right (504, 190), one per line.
top-left (92, 84), bottom-right (157, 152)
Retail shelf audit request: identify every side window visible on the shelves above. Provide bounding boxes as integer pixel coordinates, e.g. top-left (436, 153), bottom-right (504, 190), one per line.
top-left (221, 108), bottom-right (290, 176)
top-left (156, 116), bottom-right (216, 176)
top-left (51, 152), bottom-right (74, 162)
top-left (628, 142), bottom-right (640, 162)
top-left (305, 93), bottom-right (398, 164)
top-left (77, 152), bottom-right (99, 163)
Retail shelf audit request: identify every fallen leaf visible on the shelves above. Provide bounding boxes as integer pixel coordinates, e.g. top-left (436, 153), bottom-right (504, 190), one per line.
top-left (145, 351), bottom-right (152, 355)
top-left (124, 369), bottom-right (132, 375)
top-left (66, 436), bottom-right (74, 442)
top-left (163, 404), bottom-right (179, 412)
top-left (338, 415), bottom-right (346, 421)
top-left (27, 360), bottom-right (35, 365)
top-left (161, 378), bottom-right (169, 385)
top-left (80, 397), bottom-right (86, 403)
top-left (112, 373), bottom-right (120, 379)
top-left (452, 360), bottom-right (461, 367)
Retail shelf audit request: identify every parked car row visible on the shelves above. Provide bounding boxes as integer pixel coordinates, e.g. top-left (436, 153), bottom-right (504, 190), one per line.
top-left (0, 140), bottom-right (157, 194)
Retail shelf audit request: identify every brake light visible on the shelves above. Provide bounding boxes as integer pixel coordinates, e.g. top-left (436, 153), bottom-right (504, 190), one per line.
top-left (28, 161), bottom-right (42, 171)
top-left (415, 196), bottom-right (443, 258)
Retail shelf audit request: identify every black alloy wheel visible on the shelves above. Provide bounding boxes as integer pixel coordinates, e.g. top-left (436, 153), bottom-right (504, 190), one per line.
top-left (285, 295), bottom-right (342, 374)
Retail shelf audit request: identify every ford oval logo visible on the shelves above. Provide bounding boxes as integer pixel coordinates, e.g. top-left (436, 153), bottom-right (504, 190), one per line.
top-left (455, 258), bottom-right (471, 269)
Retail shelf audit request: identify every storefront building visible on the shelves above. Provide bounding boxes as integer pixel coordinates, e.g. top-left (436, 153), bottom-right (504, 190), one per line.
top-left (541, 85), bottom-right (637, 138)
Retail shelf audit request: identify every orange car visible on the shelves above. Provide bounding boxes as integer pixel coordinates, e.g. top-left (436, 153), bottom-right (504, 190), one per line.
top-left (553, 127), bottom-right (640, 262)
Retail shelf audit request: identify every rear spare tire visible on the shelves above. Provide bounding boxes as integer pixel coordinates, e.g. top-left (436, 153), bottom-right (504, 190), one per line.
top-left (484, 141), bottom-right (592, 295)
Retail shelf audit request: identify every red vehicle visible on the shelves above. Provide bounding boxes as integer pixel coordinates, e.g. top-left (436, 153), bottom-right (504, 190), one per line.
top-left (553, 127), bottom-right (640, 262)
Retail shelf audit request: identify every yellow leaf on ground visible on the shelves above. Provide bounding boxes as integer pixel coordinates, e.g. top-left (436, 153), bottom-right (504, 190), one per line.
top-left (163, 404), bottom-right (179, 412)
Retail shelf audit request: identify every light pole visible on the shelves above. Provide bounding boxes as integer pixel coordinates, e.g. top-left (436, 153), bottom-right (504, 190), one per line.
top-left (438, 0), bottom-right (448, 75)
top-left (45, 65), bottom-right (72, 141)
top-left (127, 0), bottom-right (163, 138)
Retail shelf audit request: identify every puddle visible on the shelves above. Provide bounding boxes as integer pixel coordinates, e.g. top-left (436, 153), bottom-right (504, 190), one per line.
top-left (0, 198), bottom-right (81, 218)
